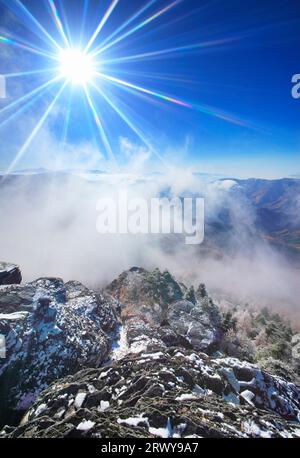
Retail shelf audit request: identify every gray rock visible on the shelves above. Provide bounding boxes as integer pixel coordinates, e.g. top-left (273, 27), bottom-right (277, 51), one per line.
top-left (167, 297), bottom-right (222, 352)
top-left (292, 333), bottom-right (300, 374)
top-left (1, 266), bottom-right (300, 439)
top-left (106, 267), bottom-right (222, 354)
top-left (0, 262), bottom-right (22, 286)
top-left (3, 348), bottom-right (300, 438)
top-left (0, 278), bottom-right (118, 426)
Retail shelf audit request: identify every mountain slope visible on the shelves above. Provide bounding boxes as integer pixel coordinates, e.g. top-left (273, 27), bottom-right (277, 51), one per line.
top-left (1, 265), bottom-right (300, 438)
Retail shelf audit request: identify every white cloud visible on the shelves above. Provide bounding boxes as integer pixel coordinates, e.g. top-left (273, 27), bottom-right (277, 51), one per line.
top-left (0, 157), bottom-right (299, 315)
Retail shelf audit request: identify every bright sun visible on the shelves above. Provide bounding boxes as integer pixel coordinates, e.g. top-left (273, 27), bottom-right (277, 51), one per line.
top-left (59, 49), bottom-right (96, 86)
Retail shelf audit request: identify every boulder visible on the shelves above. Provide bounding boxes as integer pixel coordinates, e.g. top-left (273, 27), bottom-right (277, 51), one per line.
top-left (106, 267), bottom-right (222, 354)
top-left (0, 262), bottom-right (22, 286)
top-left (0, 278), bottom-right (118, 426)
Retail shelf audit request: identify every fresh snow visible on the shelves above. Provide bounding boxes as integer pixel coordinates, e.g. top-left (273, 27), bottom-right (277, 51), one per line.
top-left (99, 400), bottom-right (110, 412)
top-left (0, 312), bottom-right (29, 320)
top-left (112, 326), bottom-right (129, 360)
top-left (130, 335), bottom-right (149, 354)
top-left (141, 351), bottom-right (164, 360)
top-left (149, 418), bottom-right (173, 438)
top-left (74, 392), bottom-right (86, 409)
top-left (76, 420), bottom-right (95, 431)
top-left (221, 367), bottom-right (240, 392)
top-left (118, 415), bottom-right (174, 438)
top-left (117, 415), bottom-right (147, 427)
top-left (175, 393), bottom-right (197, 401)
top-left (240, 390), bottom-right (255, 406)
top-left (35, 403), bottom-right (47, 417)
top-left (243, 420), bottom-right (272, 438)
top-left (99, 368), bottom-right (112, 379)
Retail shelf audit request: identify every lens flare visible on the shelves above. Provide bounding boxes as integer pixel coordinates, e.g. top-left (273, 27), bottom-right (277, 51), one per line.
top-left (59, 49), bottom-right (96, 85)
top-left (0, 0), bottom-right (257, 175)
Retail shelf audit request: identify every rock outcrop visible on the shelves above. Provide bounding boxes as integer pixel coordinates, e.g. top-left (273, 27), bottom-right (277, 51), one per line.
top-left (0, 277), bottom-right (118, 426)
top-left (0, 262), bottom-right (22, 286)
top-left (3, 348), bottom-right (300, 438)
top-left (1, 266), bottom-right (300, 438)
top-left (106, 267), bottom-right (222, 354)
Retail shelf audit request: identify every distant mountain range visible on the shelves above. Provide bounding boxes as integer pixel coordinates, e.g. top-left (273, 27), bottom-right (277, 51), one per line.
top-left (230, 178), bottom-right (300, 261)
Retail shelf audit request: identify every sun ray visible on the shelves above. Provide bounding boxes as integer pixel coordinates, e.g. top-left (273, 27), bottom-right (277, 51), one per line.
top-left (95, 72), bottom-right (256, 129)
top-left (194, 103), bottom-right (258, 129)
top-left (0, 89), bottom-right (50, 131)
top-left (0, 0), bottom-right (259, 180)
top-left (2, 81), bottom-right (67, 179)
top-left (0, 78), bottom-right (61, 132)
top-left (2, 0), bottom-right (61, 51)
top-left (100, 36), bottom-right (242, 65)
top-left (84, 0), bottom-right (119, 53)
top-left (92, 81), bottom-right (168, 167)
top-left (91, 0), bottom-right (183, 57)
top-left (96, 72), bottom-right (192, 108)
top-left (0, 35), bottom-right (58, 59)
top-left (0, 76), bottom-right (61, 119)
top-left (3, 68), bottom-right (58, 79)
top-left (90, 0), bottom-right (158, 56)
top-left (46, 0), bottom-right (70, 48)
top-left (60, 87), bottom-right (73, 146)
top-left (99, 67), bottom-right (201, 86)
top-left (56, 0), bottom-right (73, 47)
top-left (83, 85), bottom-right (117, 166)
top-left (80, 0), bottom-right (90, 44)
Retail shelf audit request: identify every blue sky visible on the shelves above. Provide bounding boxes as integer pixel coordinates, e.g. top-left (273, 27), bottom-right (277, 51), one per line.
top-left (0, 0), bottom-right (299, 178)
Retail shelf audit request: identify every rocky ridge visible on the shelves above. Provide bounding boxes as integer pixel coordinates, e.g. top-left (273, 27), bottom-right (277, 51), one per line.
top-left (2, 348), bottom-right (300, 438)
top-left (107, 267), bottom-right (222, 354)
top-left (0, 265), bottom-right (300, 437)
top-left (0, 277), bottom-right (118, 426)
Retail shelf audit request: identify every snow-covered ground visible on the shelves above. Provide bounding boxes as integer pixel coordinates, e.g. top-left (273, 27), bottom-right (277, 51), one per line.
top-left (111, 326), bottom-right (129, 360)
